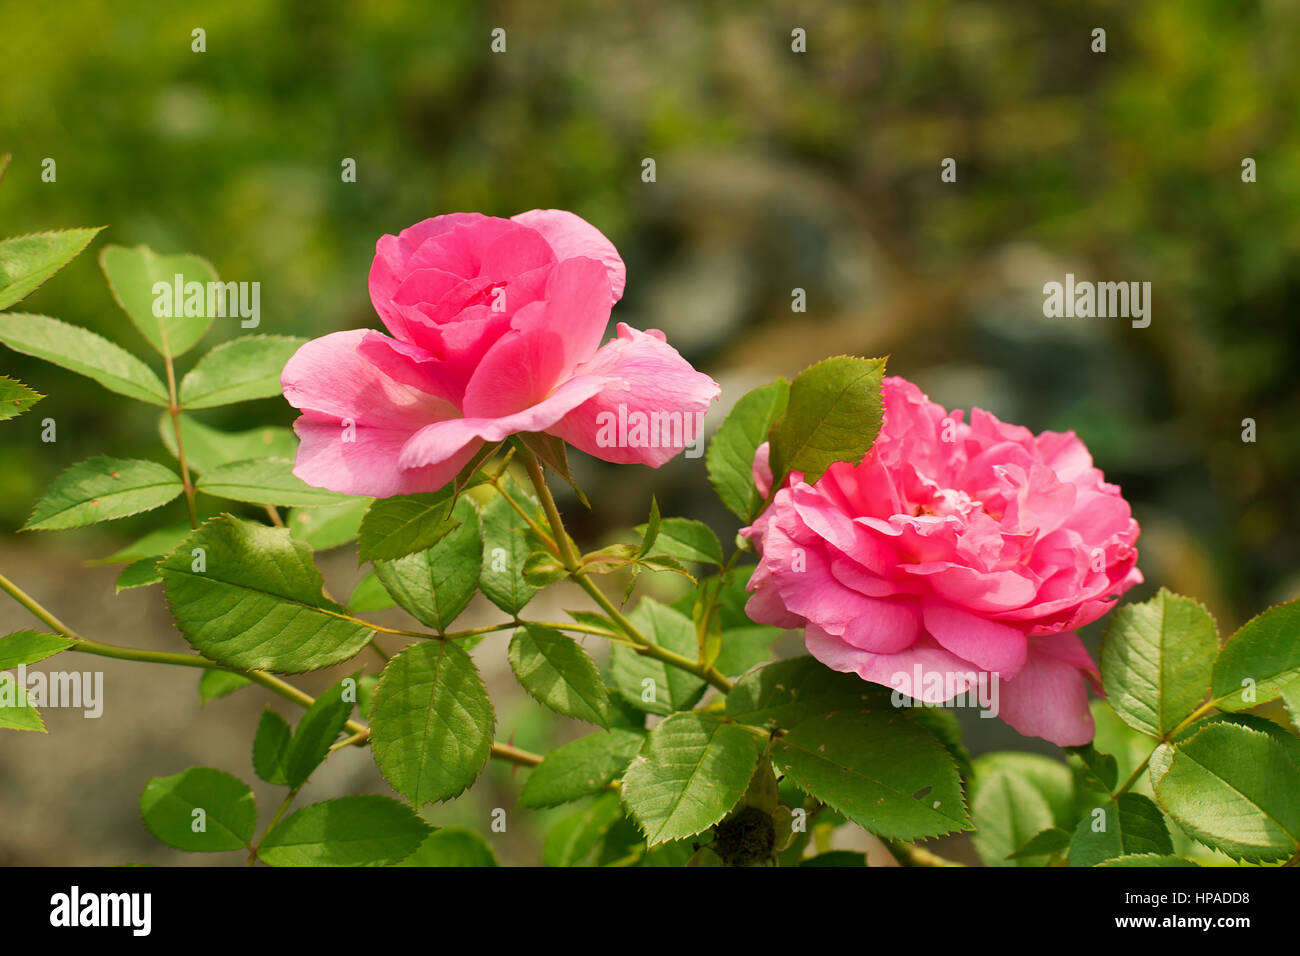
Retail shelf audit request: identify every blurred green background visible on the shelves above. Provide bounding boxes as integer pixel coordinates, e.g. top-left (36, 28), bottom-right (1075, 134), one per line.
top-left (1, 0), bottom-right (1298, 864)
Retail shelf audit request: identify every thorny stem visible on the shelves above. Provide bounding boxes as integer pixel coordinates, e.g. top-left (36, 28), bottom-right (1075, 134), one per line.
top-left (691, 546), bottom-right (746, 667)
top-left (490, 740), bottom-right (544, 768)
top-left (516, 446), bottom-right (734, 693)
top-left (485, 471), bottom-right (558, 554)
top-left (246, 788), bottom-right (299, 866)
top-left (69, 637), bottom-right (368, 738)
top-left (1112, 752), bottom-right (1154, 801)
top-left (0, 569), bottom-right (542, 766)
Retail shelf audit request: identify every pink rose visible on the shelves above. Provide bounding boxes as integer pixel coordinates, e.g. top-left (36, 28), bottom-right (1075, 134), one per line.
top-left (743, 376), bottom-right (1142, 746)
top-left (282, 210), bottom-right (720, 496)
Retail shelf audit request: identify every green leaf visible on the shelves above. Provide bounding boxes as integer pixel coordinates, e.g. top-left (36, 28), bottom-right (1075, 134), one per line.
top-left (507, 625), bottom-right (610, 726)
top-left (543, 792), bottom-right (623, 866)
top-left (905, 705), bottom-right (975, 784)
top-left (1066, 742), bottom-right (1120, 794)
top-left (1212, 599), bottom-right (1300, 716)
top-left (1100, 589), bottom-right (1219, 738)
top-left (284, 678), bottom-right (354, 789)
top-left (356, 674), bottom-right (380, 720)
top-left (139, 767), bottom-right (256, 852)
top-left (768, 356), bottom-right (886, 488)
top-left (0, 661), bottom-right (46, 730)
top-left (726, 655), bottom-right (892, 729)
top-left (178, 335), bottom-right (306, 407)
top-left (395, 827), bottom-right (499, 867)
top-left (634, 517), bottom-right (724, 567)
top-left (0, 227), bottom-right (102, 309)
top-left (969, 751), bottom-right (1077, 868)
top-left (196, 457), bottom-right (351, 508)
top-left (198, 669), bottom-right (250, 704)
top-left (621, 713), bottom-right (763, 845)
top-left (93, 524), bottom-right (192, 565)
top-left (373, 497), bottom-right (482, 630)
top-left (257, 796), bottom-right (431, 867)
top-left (99, 244), bottom-right (219, 357)
top-left (971, 758), bottom-right (1062, 867)
top-left (713, 626), bottom-right (782, 679)
top-left (159, 515), bottom-right (374, 673)
top-left (1174, 713), bottom-right (1300, 767)
top-left (1152, 721), bottom-right (1300, 863)
top-left (116, 557), bottom-right (162, 591)
top-left (0, 375), bottom-right (42, 421)
top-left (582, 546), bottom-right (637, 574)
top-left (1069, 794), bottom-right (1173, 867)
top-left (1007, 827), bottom-right (1072, 860)
top-left (522, 551), bottom-right (568, 587)
top-left (451, 441), bottom-right (505, 497)
top-left (0, 313), bottom-right (169, 404)
top-left (635, 554), bottom-right (695, 584)
top-left (609, 599), bottom-right (707, 715)
top-left (158, 413), bottom-right (297, 473)
top-left (775, 710), bottom-right (969, 841)
top-left (357, 489), bottom-right (459, 564)
top-left (0, 630), bottom-right (74, 669)
top-left (23, 456), bottom-right (182, 531)
top-left (369, 640), bottom-right (495, 806)
top-left (253, 709), bottom-right (292, 785)
top-left (478, 482), bottom-right (542, 614)
top-left (636, 496), bottom-right (662, 558)
top-left (0, 689), bottom-right (44, 732)
top-left (518, 728), bottom-right (644, 808)
top-left (347, 571), bottom-right (395, 613)
top-left (288, 497), bottom-right (372, 550)
top-left (707, 379), bottom-right (790, 520)
top-left (596, 813), bottom-right (653, 867)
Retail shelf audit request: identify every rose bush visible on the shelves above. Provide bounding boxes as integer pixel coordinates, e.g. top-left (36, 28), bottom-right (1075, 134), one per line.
top-left (743, 376), bottom-right (1142, 745)
top-left (281, 211), bottom-right (720, 496)
top-left (2, 208), bottom-right (1297, 870)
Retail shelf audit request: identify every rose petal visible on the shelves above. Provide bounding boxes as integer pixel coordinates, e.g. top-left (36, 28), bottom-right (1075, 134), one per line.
top-left (546, 323), bottom-right (720, 467)
top-left (804, 626), bottom-right (981, 704)
top-left (995, 635), bottom-right (1097, 746)
top-left (461, 258), bottom-right (613, 418)
top-left (398, 373), bottom-right (615, 470)
top-left (511, 208), bottom-right (626, 303)
top-left (922, 599), bottom-right (1028, 678)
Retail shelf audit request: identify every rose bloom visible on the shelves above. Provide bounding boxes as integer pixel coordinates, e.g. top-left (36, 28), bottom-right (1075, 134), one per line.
top-left (282, 210), bottom-right (720, 496)
top-left (743, 376), bottom-right (1142, 745)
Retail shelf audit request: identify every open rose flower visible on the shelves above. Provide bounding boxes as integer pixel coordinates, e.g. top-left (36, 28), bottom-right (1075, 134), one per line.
top-left (743, 376), bottom-right (1142, 746)
top-left (281, 210), bottom-right (720, 496)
